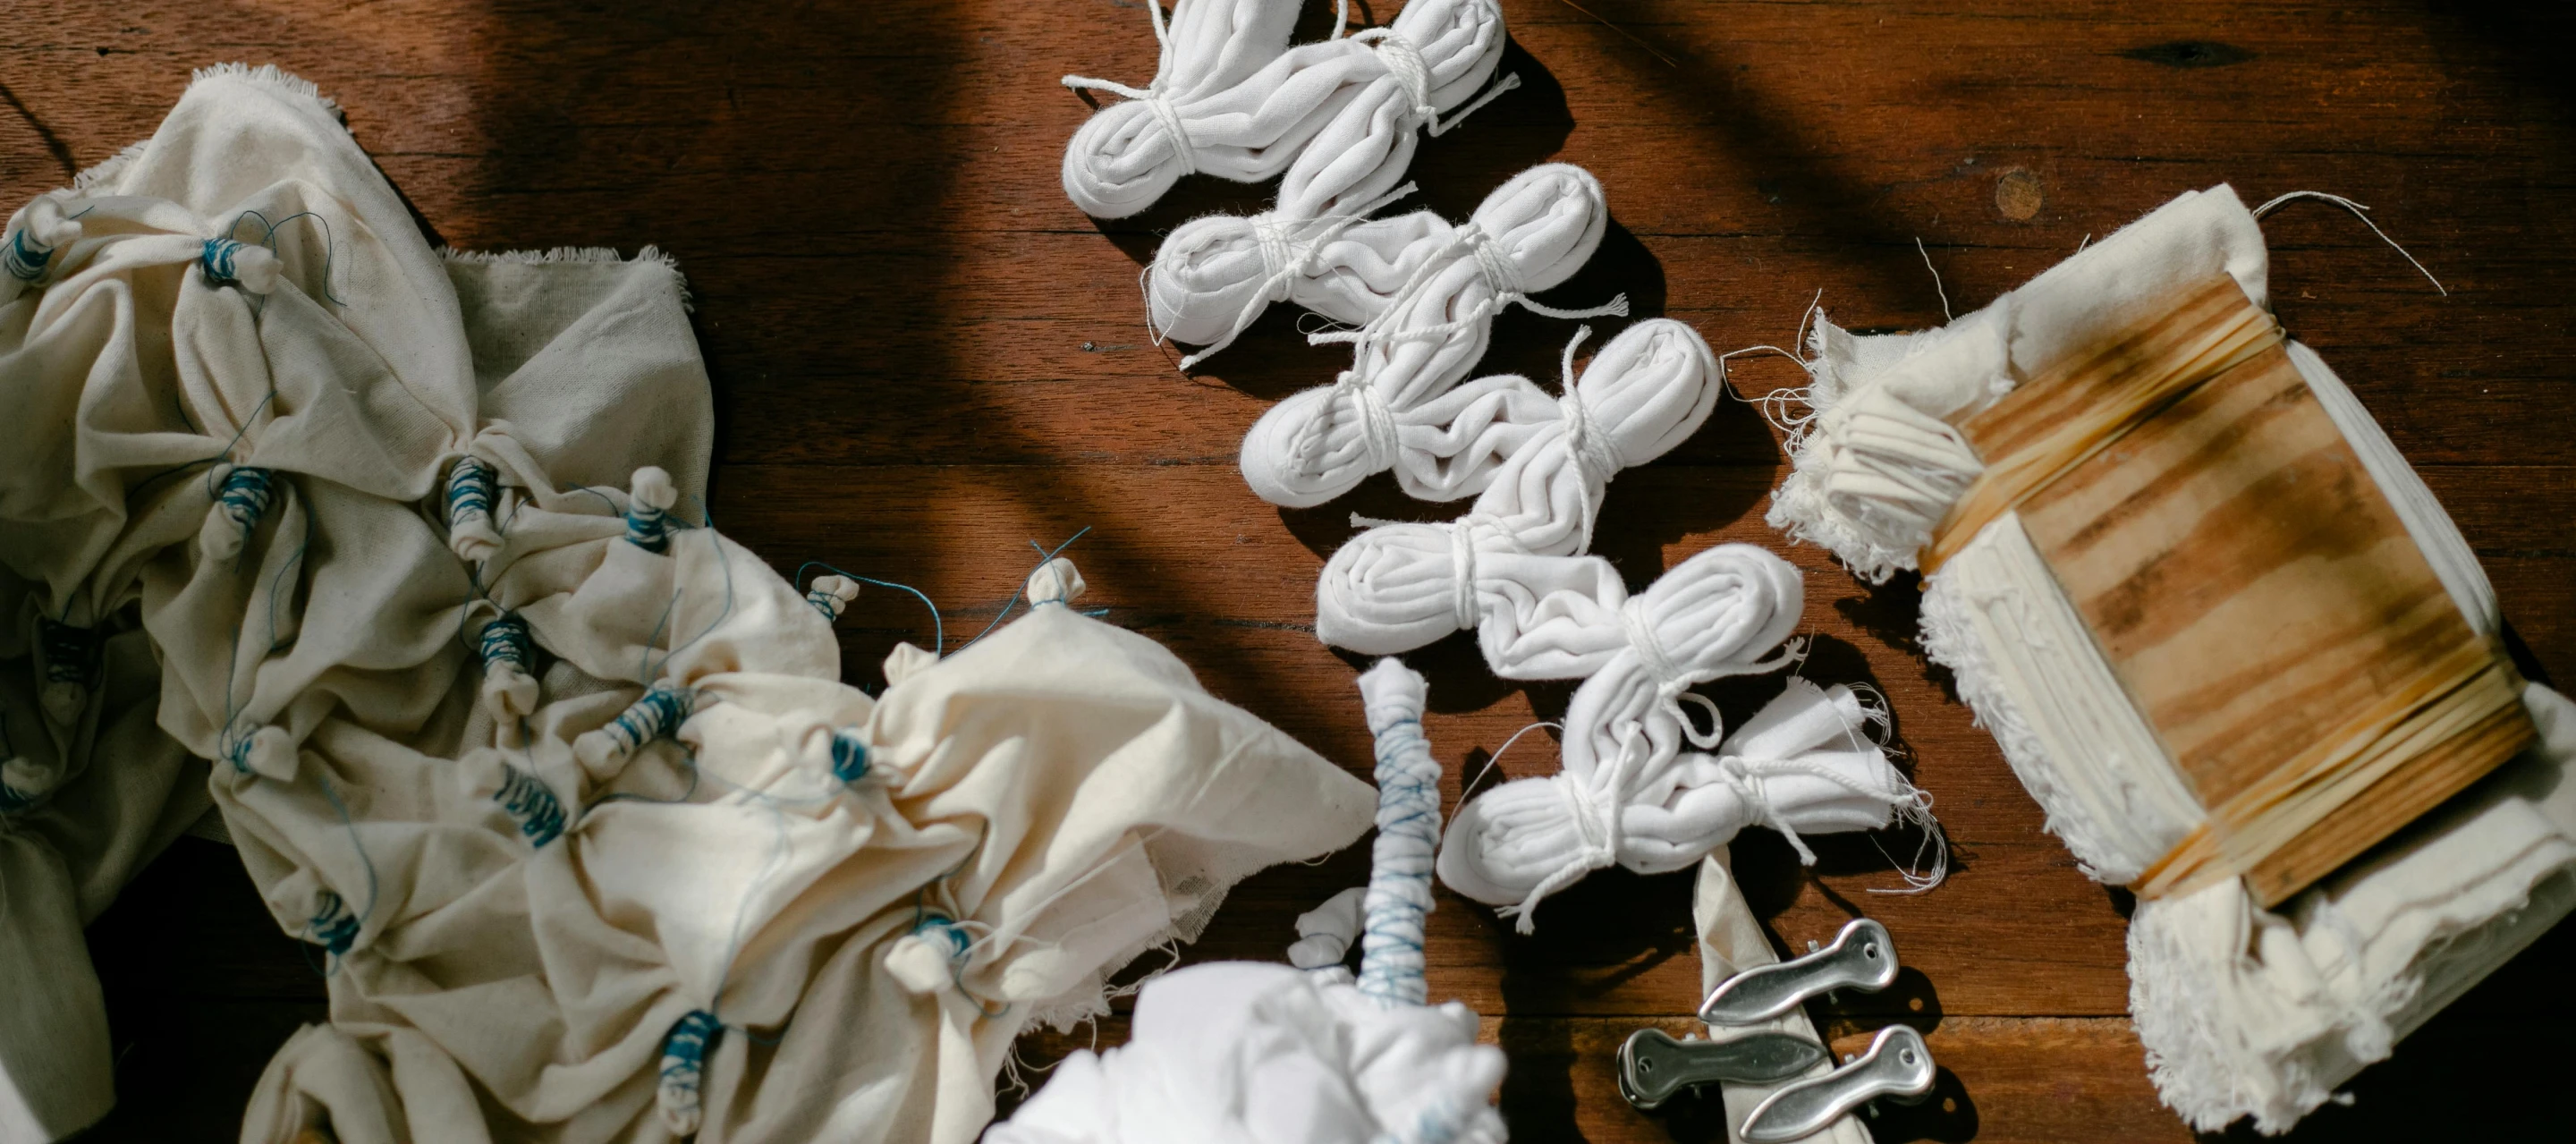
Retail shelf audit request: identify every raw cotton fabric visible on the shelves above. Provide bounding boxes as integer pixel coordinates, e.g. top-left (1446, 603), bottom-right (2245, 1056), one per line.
top-left (1761, 183), bottom-right (2576, 1132)
top-left (1061, 0), bottom-right (1513, 221)
top-left (1690, 848), bottom-right (1874, 1144)
top-left (0, 64), bottom-right (1377, 1144)
top-left (987, 658), bottom-right (1506, 1144)
top-left (1237, 164), bottom-right (1624, 507)
top-left (1434, 546), bottom-right (1925, 929)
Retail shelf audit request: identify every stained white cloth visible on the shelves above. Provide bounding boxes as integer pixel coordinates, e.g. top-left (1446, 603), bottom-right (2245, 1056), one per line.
top-left (1061, 0), bottom-right (1510, 220)
top-left (1239, 164), bottom-right (1620, 507)
top-left (1762, 183), bottom-right (2576, 1131)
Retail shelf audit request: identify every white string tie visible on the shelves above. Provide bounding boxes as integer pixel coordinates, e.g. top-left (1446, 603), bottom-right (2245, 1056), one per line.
top-left (1555, 326), bottom-right (1623, 489)
top-left (1330, 369), bottom-right (1401, 474)
top-left (1168, 182), bottom-right (1416, 369)
top-left (1449, 514), bottom-right (1486, 631)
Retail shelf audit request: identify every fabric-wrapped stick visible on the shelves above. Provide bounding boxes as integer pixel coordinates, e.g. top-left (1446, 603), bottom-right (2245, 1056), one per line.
top-left (1238, 164), bottom-right (1626, 505)
top-left (1760, 182), bottom-right (2576, 1132)
top-left (1061, 0), bottom-right (1512, 220)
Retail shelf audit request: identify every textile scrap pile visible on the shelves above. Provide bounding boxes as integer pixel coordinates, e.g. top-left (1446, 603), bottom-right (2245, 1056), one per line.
top-left (0, 64), bottom-right (1377, 1144)
top-left (1759, 183), bottom-right (2576, 1133)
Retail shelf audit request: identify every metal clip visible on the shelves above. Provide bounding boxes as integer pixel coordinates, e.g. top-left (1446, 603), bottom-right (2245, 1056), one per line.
top-left (1740, 1024), bottom-right (1936, 1143)
top-left (1699, 918), bottom-right (1898, 1027)
top-left (1615, 1028), bottom-right (1827, 1111)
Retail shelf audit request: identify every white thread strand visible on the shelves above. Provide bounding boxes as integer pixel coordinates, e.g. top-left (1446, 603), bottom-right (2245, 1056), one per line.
top-left (2251, 190), bottom-right (2448, 295)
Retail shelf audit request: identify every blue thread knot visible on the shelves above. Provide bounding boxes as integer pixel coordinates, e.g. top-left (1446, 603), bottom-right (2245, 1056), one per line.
top-left (213, 465), bottom-right (275, 536)
top-left (4, 225), bottom-right (55, 282)
top-left (479, 614), bottom-right (532, 673)
top-left (830, 727), bottom-right (869, 783)
top-left (658, 1009), bottom-right (722, 1114)
top-left (445, 455), bottom-right (495, 532)
top-left (200, 237), bottom-right (249, 285)
top-left (308, 889), bottom-right (360, 956)
top-left (494, 763), bottom-right (566, 847)
top-left (604, 682), bottom-right (691, 759)
top-left (625, 496), bottom-right (671, 553)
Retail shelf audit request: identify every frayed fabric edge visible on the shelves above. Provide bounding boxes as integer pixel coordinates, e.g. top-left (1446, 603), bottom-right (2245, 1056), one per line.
top-left (188, 62), bottom-right (345, 122)
top-left (438, 244), bottom-right (697, 313)
top-left (70, 140), bottom-right (152, 195)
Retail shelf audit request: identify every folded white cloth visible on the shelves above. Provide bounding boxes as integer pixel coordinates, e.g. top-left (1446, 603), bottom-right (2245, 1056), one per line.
top-left (1763, 182), bottom-right (2576, 1132)
top-left (1061, 0), bottom-right (1510, 221)
top-left (1239, 164), bottom-right (1621, 507)
top-left (1691, 848), bottom-right (1874, 1144)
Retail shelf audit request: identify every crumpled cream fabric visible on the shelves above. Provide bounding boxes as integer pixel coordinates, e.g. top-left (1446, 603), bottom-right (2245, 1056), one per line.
top-left (1761, 183), bottom-right (2576, 1132)
top-left (1238, 164), bottom-right (1623, 507)
top-left (1061, 0), bottom-right (1513, 221)
top-left (1690, 848), bottom-right (1873, 1144)
top-left (986, 657), bottom-right (1505, 1144)
top-left (2, 64), bottom-right (1377, 1144)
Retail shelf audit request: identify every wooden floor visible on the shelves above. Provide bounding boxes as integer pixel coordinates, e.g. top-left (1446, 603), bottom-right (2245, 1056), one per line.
top-left (10, 1), bottom-right (2575, 1140)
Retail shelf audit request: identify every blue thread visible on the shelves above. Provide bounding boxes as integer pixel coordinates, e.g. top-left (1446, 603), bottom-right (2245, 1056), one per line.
top-left (479, 613), bottom-right (532, 674)
top-left (494, 763), bottom-right (566, 847)
top-left (625, 493), bottom-right (672, 554)
top-left (0, 784), bottom-right (31, 814)
top-left (223, 731), bottom-right (258, 775)
top-left (1356, 693), bottom-right (1440, 1006)
top-left (658, 1009), bottom-right (723, 1117)
top-left (221, 208), bottom-right (345, 304)
top-left (4, 225), bottom-right (54, 282)
top-left (806, 582), bottom-right (847, 622)
top-left (445, 455), bottom-right (495, 537)
top-left (830, 727), bottom-right (869, 782)
top-left (911, 912), bottom-right (971, 960)
top-left (955, 528), bottom-right (1095, 654)
top-left (38, 619), bottom-right (97, 690)
top-left (212, 465), bottom-right (275, 537)
top-left (306, 888), bottom-right (360, 956)
top-left (793, 561), bottom-right (944, 657)
top-left (605, 682), bottom-right (693, 760)
top-left (199, 237), bottom-right (250, 286)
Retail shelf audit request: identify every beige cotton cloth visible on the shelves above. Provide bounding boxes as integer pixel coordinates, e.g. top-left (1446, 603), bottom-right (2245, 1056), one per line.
top-left (4, 64), bottom-right (1374, 1144)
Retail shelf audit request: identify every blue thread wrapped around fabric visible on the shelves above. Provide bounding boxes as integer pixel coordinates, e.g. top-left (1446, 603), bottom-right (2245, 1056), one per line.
top-left (657, 1009), bottom-right (723, 1133)
top-left (479, 614), bottom-right (532, 673)
top-left (830, 728), bottom-right (869, 782)
top-left (4, 225), bottom-right (54, 281)
top-left (308, 889), bottom-right (360, 955)
top-left (494, 763), bottom-right (566, 847)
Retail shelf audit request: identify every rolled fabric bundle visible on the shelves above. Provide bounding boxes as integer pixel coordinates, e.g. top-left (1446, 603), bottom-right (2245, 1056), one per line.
top-left (1056, 0), bottom-right (1307, 218)
top-left (1433, 544), bottom-right (1818, 929)
top-left (1439, 679), bottom-right (1923, 931)
top-left (1461, 320), bottom-right (1720, 555)
top-left (1240, 164), bottom-right (1623, 506)
top-left (1061, 0), bottom-right (1512, 220)
top-left (1146, 190), bottom-right (1444, 368)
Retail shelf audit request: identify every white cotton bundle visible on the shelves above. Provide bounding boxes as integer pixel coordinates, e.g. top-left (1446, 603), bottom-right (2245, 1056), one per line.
top-left (1434, 544), bottom-right (1811, 927)
top-left (1057, 0), bottom-right (1308, 219)
top-left (1287, 885), bottom-right (1367, 970)
top-left (1240, 164), bottom-right (1622, 506)
top-left (1060, 0), bottom-right (1512, 220)
top-left (1438, 679), bottom-right (1923, 932)
top-left (1147, 191), bottom-right (1445, 366)
top-left (1, 192), bottom-right (83, 303)
top-left (1315, 521), bottom-right (1623, 675)
top-left (1461, 320), bottom-right (1720, 555)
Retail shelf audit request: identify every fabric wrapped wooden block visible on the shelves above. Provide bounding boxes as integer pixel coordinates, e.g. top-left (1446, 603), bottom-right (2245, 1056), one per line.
top-left (1061, 0), bottom-right (1510, 220)
top-left (1238, 164), bottom-right (1624, 507)
top-left (1762, 182), bottom-right (2576, 1132)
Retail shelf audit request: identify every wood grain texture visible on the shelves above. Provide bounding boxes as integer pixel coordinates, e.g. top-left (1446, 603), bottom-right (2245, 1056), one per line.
top-left (10, 1), bottom-right (2575, 1140)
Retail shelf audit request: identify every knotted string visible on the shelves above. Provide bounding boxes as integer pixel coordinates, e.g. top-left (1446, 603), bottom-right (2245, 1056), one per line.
top-left (805, 574), bottom-right (860, 623)
top-left (1348, 26), bottom-right (1522, 137)
top-left (1555, 325), bottom-right (1624, 488)
top-left (1317, 369), bottom-right (1401, 477)
top-left (208, 464), bottom-right (275, 546)
top-left (1060, 0), bottom-right (1201, 175)
top-left (829, 727), bottom-right (869, 783)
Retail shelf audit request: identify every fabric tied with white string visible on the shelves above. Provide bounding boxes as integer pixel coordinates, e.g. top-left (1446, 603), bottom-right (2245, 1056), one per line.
top-left (1428, 544), bottom-right (1915, 930)
top-left (1146, 182), bottom-right (1433, 369)
top-left (1239, 164), bottom-right (1624, 507)
top-left (1060, 0), bottom-right (1513, 220)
